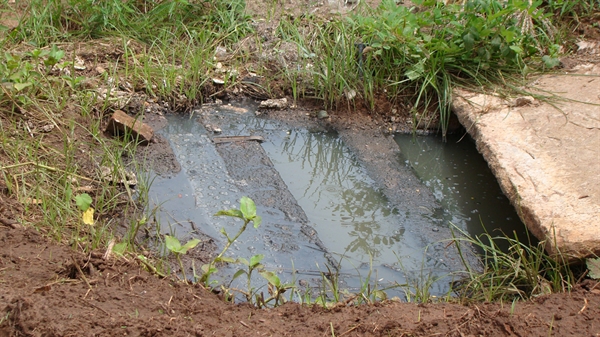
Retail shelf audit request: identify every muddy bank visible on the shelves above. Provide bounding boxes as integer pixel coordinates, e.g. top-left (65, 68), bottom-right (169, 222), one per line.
top-left (2, 199), bottom-right (600, 336)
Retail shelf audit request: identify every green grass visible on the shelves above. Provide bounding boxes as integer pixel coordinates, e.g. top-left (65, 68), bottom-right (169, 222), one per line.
top-left (250, 0), bottom-right (568, 136)
top-left (3, 0), bottom-right (574, 135)
top-left (450, 225), bottom-right (574, 303)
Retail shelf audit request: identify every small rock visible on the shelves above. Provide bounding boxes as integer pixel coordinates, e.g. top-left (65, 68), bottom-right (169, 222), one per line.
top-left (40, 124), bottom-right (55, 133)
top-left (576, 40), bottom-right (599, 54)
top-left (105, 110), bottom-right (154, 145)
top-left (344, 89), bottom-right (357, 100)
top-left (510, 96), bottom-right (536, 107)
top-left (74, 56), bottom-right (86, 70)
top-left (317, 110), bottom-right (329, 119)
top-left (212, 78), bottom-right (225, 85)
top-left (259, 98), bottom-right (288, 110)
top-left (215, 46), bottom-right (228, 61)
top-left (100, 166), bottom-right (137, 186)
top-left (205, 124), bottom-right (222, 134)
top-left (221, 105), bottom-right (248, 114)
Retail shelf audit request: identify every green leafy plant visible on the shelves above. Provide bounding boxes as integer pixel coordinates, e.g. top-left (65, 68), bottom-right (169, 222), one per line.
top-left (228, 253), bottom-right (266, 302)
top-left (200, 196), bottom-right (262, 285)
top-left (255, 270), bottom-right (295, 308)
top-left (164, 235), bottom-right (200, 283)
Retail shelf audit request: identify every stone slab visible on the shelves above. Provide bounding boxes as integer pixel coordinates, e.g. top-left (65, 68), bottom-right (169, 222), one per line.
top-left (451, 64), bottom-right (600, 261)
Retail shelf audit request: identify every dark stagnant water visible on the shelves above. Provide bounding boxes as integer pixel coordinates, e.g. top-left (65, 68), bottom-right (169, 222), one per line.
top-left (146, 103), bottom-right (528, 299)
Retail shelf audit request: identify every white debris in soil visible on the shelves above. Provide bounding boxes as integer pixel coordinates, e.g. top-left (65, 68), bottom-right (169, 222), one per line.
top-left (259, 98), bottom-right (288, 110)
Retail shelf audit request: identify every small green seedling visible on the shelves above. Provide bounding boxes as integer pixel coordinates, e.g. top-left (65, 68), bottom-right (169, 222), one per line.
top-left (200, 196), bottom-right (262, 285)
top-left (229, 253), bottom-right (265, 302)
top-left (256, 270), bottom-right (295, 308)
top-left (165, 235), bottom-right (200, 283)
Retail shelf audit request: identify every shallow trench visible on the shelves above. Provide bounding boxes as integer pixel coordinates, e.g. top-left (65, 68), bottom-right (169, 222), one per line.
top-left (145, 102), bottom-right (528, 299)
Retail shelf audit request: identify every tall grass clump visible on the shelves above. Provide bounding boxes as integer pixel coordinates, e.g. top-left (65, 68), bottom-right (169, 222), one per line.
top-left (450, 225), bottom-right (574, 302)
top-left (266, 0), bottom-right (562, 137)
top-left (347, 0), bottom-right (559, 137)
top-left (545, 0), bottom-right (599, 19)
top-left (3, 0), bottom-right (254, 106)
top-left (5, 0), bottom-right (252, 45)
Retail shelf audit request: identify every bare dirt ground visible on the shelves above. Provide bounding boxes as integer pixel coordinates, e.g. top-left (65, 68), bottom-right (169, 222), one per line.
top-left (2, 1), bottom-right (600, 336)
top-left (2, 225), bottom-right (600, 337)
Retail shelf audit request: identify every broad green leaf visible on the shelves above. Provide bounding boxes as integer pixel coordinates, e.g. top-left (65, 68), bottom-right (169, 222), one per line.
top-left (201, 263), bottom-right (218, 274)
top-left (253, 215), bottom-right (262, 229)
top-left (260, 271), bottom-right (281, 287)
top-left (82, 208), bottom-right (94, 225)
top-left (164, 235), bottom-right (182, 253)
top-left (13, 82), bottom-right (32, 91)
top-left (180, 238), bottom-right (200, 254)
top-left (231, 269), bottom-right (247, 281)
top-left (220, 256), bottom-right (236, 263)
top-left (509, 45), bottom-right (523, 54)
top-left (237, 257), bottom-right (249, 266)
top-left (240, 196), bottom-right (256, 220)
top-left (250, 254), bottom-right (264, 267)
top-left (214, 209), bottom-right (244, 218)
top-left (113, 242), bottom-right (128, 256)
top-left (587, 258), bottom-right (600, 279)
top-left (542, 55), bottom-right (560, 68)
top-left (44, 45), bottom-right (64, 66)
top-left (463, 32), bottom-right (474, 50)
top-left (75, 193), bottom-right (92, 211)
top-left (405, 62), bottom-right (424, 81)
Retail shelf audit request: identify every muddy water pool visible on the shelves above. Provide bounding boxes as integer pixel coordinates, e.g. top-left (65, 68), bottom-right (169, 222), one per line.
top-left (147, 104), bottom-right (528, 299)
top-left (394, 134), bottom-right (529, 250)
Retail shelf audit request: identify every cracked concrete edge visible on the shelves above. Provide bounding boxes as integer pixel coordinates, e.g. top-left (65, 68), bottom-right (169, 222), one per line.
top-left (451, 88), bottom-right (600, 262)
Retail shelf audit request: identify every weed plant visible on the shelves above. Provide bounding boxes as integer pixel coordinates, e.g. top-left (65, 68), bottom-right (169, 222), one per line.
top-left (451, 225), bottom-right (574, 302)
top-left (270, 0), bottom-right (563, 136)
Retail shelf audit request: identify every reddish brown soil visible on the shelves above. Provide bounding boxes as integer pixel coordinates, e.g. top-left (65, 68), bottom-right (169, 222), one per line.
top-left (1, 224), bottom-right (600, 336)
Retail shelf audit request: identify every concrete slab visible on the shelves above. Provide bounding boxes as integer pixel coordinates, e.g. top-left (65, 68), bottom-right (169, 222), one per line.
top-left (451, 64), bottom-right (600, 261)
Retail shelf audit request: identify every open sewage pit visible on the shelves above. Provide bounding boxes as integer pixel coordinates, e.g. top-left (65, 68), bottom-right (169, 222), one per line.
top-left (146, 102), bottom-right (528, 299)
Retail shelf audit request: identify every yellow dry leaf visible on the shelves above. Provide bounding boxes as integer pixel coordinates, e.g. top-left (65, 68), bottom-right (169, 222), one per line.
top-left (82, 208), bottom-right (95, 225)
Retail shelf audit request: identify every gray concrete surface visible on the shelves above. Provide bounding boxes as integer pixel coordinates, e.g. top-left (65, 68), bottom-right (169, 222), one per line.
top-left (451, 63), bottom-right (600, 260)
